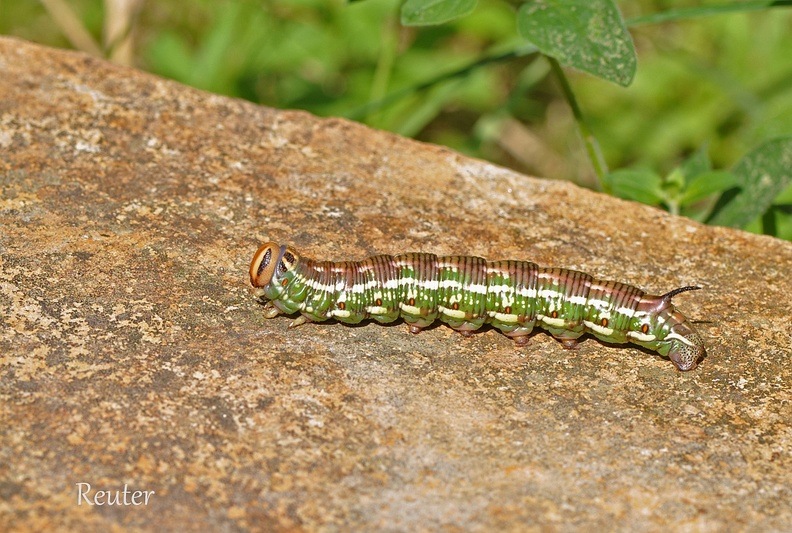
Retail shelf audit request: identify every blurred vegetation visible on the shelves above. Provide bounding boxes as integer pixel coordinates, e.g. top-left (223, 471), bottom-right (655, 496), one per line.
top-left (2, 0), bottom-right (791, 239)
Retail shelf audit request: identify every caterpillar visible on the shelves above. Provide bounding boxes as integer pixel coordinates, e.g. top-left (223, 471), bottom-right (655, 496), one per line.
top-left (250, 242), bottom-right (705, 371)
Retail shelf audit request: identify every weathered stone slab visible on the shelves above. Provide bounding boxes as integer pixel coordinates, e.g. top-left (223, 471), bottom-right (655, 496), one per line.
top-left (1, 36), bottom-right (791, 531)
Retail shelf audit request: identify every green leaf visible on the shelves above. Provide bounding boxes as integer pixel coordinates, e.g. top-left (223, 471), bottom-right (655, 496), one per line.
top-left (708, 137), bottom-right (792, 228)
top-left (516, 0), bottom-right (637, 86)
top-left (680, 144), bottom-right (712, 179)
top-left (680, 171), bottom-right (739, 206)
top-left (605, 169), bottom-right (663, 205)
top-left (401, 0), bottom-right (478, 26)
top-left (662, 167), bottom-right (686, 196)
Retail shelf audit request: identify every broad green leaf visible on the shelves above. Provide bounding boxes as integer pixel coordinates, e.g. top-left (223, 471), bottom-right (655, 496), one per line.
top-left (401, 0), bottom-right (478, 26)
top-left (680, 170), bottom-right (738, 206)
top-left (605, 169), bottom-right (663, 205)
top-left (708, 137), bottom-right (792, 228)
top-left (516, 0), bottom-right (636, 86)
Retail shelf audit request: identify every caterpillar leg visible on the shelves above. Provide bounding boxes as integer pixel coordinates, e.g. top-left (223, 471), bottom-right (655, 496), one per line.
top-left (512, 335), bottom-right (531, 346)
top-left (551, 331), bottom-right (582, 350)
top-left (288, 315), bottom-right (312, 328)
top-left (262, 302), bottom-right (281, 319)
top-left (407, 316), bottom-right (436, 335)
top-left (559, 338), bottom-right (580, 350)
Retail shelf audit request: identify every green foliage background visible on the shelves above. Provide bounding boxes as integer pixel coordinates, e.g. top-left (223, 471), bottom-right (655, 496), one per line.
top-left (3, 0), bottom-right (791, 239)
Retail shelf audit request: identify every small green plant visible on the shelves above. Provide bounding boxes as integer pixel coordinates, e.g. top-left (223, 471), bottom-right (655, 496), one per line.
top-left (395, 0), bottom-right (792, 237)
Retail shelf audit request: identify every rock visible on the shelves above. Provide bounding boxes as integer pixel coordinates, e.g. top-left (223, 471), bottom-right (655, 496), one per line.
top-left (1, 36), bottom-right (791, 531)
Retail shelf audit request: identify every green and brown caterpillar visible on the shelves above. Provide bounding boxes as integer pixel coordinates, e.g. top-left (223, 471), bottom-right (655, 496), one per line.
top-left (250, 243), bottom-right (706, 371)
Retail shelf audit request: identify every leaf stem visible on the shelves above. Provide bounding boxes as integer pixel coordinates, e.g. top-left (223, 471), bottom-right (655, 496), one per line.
top-left (367, 6), bottom-right (400, 127)
top-left (548, 57), bottom-right (609, 189)
top-left (345, 43), bottom-right (538, 120)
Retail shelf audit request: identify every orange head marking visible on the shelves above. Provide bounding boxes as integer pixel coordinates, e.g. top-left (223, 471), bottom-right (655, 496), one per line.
top-left (250, 242), bottom-right (302, 288)
top-left (250, 242), bottom-right (280, 287)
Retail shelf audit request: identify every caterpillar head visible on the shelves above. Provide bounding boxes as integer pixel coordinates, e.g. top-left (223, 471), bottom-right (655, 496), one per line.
top-left (249, 242), bottom-right (300, 290)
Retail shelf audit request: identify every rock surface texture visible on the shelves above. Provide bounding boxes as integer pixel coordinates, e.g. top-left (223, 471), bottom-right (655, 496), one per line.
top-left (2, 37), bottom-right (791, 532)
